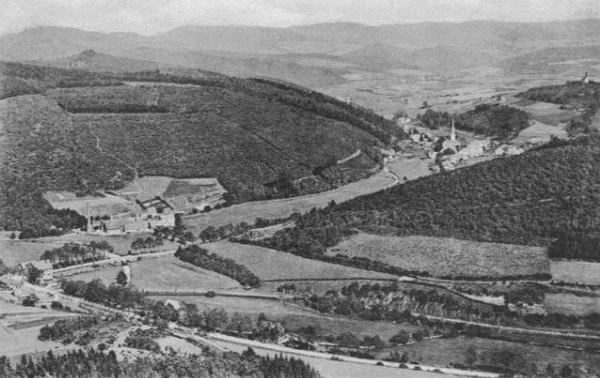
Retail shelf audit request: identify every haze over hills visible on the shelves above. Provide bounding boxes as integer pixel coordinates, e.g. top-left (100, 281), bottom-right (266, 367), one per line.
top-left (2, 19), bottom-right (600, 86)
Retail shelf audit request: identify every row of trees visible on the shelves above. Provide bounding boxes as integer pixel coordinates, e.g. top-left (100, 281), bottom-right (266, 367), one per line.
top-left (0, 347), bottom-right (322, 378)
top-left (175, 245), bottom-right (260, 287)
top-left (130, 236), bottom-right (164, 252)
top-left (41, 242), bottom-right (113, 268)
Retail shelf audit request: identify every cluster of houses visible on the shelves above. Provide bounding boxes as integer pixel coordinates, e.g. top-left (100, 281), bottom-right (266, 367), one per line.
top-left (401, 117), bottom-right (524, 171)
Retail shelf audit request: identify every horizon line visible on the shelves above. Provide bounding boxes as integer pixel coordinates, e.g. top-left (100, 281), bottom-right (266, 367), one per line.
top-left (4, 17), bottom-right (600, 38)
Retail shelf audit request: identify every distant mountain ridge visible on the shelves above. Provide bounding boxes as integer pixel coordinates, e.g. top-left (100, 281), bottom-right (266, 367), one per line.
top-left (2, 20), bottom-right (600, 81)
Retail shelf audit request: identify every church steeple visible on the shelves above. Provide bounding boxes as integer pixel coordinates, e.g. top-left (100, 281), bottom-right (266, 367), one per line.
top-left (450, 116), bottom-right (456, 141)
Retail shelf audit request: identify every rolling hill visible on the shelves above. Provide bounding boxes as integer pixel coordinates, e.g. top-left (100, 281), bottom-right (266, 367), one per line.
top-left (251, 135), bottom-right (600, 268)
top-left (37, 49), bottom-right (161, 73)
top-left (0, 61), bottom-right (401, 236)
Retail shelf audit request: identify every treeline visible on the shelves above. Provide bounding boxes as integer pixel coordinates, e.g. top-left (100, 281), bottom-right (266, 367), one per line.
top-left (130, 236), bottom-right (164, 252)
top-left (548, 232), bottom-right (600, 262)
top-left (0, 347), bottom-right (321, 378)
top-left (41, 242), bottom-right (113, 268)
top-left (175, 245), bottom-right (260, 287)
top-left (303, 281), bottom-right (499, 322)
top-left (53, 279), bottom-right (287, 342)
top-left (38, 316), bottom-right (98, 342)
top-left (64, 104), bottom-right (168, 113)
top-left (61, 279), bottom-right (146, 308)
top-left (304, 281), bottom-right (600, 333)
top-left (417, 104), bottom-right (530, 139)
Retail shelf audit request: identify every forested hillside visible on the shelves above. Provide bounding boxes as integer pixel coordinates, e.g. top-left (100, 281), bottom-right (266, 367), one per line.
top-left (0, 62), bottom-right (401, 235)
top-left (254, 136), bottom-right (600, 260)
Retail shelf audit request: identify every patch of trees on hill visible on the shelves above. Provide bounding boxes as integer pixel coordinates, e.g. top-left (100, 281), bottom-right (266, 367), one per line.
top-left (417, 104), bottom-right (530, 139)
top-left (0, 347), bottom-right (322, 378)
top-left (250, 136), bottom-right (600, 250)
top-left (175, 245), bottom-right (260, 287)
top-left (518, 81), bottom-right (600, 108)
top-left (548, 232), bottom-right (600, 262)
top-left (518, 81), bottom-right (600, 136)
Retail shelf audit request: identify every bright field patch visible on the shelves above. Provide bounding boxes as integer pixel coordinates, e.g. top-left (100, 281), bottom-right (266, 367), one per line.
top-left (69, 255), bottom-right (240, 291)
top-left (0, 240), bottom-right (61, 266)
top-left (129, 256), bottom-right (240, 291)
top-left (327, 233), bottom-right (549, 278)
top-left (550, 260), bottom-right (600, 285)
top-left (203, 241), bottom-right (396, 281)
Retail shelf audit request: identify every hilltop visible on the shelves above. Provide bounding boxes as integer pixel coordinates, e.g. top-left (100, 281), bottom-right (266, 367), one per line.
top-left (36, 49), bottom-right (161, 73)
top-left (0, 61), bottom-right (401, 236)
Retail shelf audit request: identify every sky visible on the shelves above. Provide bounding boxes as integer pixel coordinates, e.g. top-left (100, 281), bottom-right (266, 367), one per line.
top-left (2, 0), bottom-right (599, 36)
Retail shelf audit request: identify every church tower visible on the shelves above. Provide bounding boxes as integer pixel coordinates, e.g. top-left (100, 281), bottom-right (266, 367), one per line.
top-left (86, 202), bottom-right (92, 233)
top-left (450, 116), bottom-right (456, 141)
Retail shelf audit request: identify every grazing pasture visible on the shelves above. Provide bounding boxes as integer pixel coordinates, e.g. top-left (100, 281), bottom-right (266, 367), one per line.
top-left (550, 261), bottom-right (600, 285)
top-left (385, 158), bottom-right (432, 183)
top-left (327, 233), bottom-right (549, 278)
top-left (70, 255), bottom-right (240, 291)
top-left (183, 167), bottom-right (397, 233)
top-left (202, 241), bottom-right (396, 281)
top-left (544, 293), bottom-right (600, 316)
top-left (0, 240), bottom-right (60, 266)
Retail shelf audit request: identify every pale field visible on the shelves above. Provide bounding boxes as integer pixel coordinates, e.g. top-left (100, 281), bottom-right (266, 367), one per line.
top-left (202, 241), bottom-right (396, 281)
top-left (0, 240), bottom-right (61, 266)
top-left (385, 158), bottom-right (432, 183)
top-left (388, 336), bottom-right (600, 372)
top-left (511, 120), bottom-right (568, 146)
top-left (551, 261), bottom-right (600, 285)
top-left (183, 167), bottom-right (396, 233)
top-left (212, 339), bottom-right (458, 378)
top-left (544, 293), bottom-right (600, 317)
top-left (328, 233), bottom-right (549, 278)
top-left (114, 176), bottom-right (173, 200)
top-left (69, 255), bottom-right (240, 291)
top-left (156, 336), bottom-right (205, 355)
top-left (44, 192), bottom-right (137, 217)
top-left (66, 264), bottom-right (123, 285)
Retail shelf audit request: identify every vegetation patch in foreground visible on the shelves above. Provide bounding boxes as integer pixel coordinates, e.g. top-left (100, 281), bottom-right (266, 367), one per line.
top-left (175, 245), bottom-right (260, 287)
